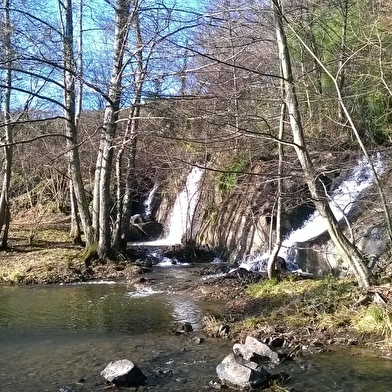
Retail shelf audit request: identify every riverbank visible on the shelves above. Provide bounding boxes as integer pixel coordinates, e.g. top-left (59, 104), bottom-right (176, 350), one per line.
top-left (1, 212), bottom-right (392, 362)
top-left (0, 212), bottom-right (144, 285)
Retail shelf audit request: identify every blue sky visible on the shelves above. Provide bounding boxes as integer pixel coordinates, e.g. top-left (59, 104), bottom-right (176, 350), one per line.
top-left (6, 0), bottom-right (210, 111)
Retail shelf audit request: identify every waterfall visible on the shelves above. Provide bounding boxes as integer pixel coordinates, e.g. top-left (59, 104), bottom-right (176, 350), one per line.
top-left (143, 183), bottom-right (159, 219)
top-left (164, 166), bottom-right (205, 245)
top-left (137, 166), bottom-right (205, 247)
top-left (240, 154), bottom-right (386, 272)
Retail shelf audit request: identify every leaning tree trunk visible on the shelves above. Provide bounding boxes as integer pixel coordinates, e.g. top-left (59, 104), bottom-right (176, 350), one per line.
top-left (271, 0), bottom-right (372, 290)
top-left (287, 14), bottom-right (392, 245)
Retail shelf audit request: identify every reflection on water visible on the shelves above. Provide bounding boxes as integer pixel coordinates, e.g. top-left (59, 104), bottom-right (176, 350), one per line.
top-left (285, 348), bottom-right (392, 391)
top-left (0, 279), bottom-right (231, 392)
top-left (168, 295), bottom-right (202, 330)
top-left (0, 283), bottom-right (172, 333)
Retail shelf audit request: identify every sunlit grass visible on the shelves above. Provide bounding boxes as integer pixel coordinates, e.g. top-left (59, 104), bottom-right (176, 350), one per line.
top-left (242, 275), bottom-right (363, 332)
top-left (355, 305), bottom-right (392, 341)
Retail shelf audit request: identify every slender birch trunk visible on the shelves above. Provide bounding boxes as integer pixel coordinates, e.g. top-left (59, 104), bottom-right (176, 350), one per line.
top-left (267, 102), bottom-right (285, 279)
top-left (62, 0), bottom-right (94, 248)
top-left (69, 0), bottom-right (84, 244)
top-left (0, 0), bottom-right (13, 249)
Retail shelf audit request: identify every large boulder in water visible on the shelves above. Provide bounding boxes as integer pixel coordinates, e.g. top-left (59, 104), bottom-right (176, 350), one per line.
top-left (217, 336), bottom-right (281, 390)
top-left (216, 353), bottom-right (271, 390)
top-left (100, 359), bottom-right (147, 387)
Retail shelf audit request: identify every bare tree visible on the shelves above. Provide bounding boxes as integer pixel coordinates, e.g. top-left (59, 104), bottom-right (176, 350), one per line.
top-left (112, 4), bottom-right (144, 250)
top-left (0, 0), bottom-right (13, 248)
top-left (69, 0), bottom-right (84, 245)
top-left (60, 0), bottom-right (94, 248)
top-left (284, 3), bottom-right (392, 245)
top-left (267, 101), bottom-right (285, 279)
top-left (92, 0), bottom-right (133, 258)
top-left (271, 0), bottom-right (373, 289)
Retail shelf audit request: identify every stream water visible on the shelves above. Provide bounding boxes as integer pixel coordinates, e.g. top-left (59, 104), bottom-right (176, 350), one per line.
top-left (1, 265), bottom-right (392, 391)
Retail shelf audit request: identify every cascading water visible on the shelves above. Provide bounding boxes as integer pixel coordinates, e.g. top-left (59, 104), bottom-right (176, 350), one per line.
top-left (163, 166), bottom-right (205, 244)
top-left (143, 183), bottom-right (159, 220)
top-left (240, 154), bottom-right (386, 272)
top-left (139, 166), bottom-right (205, 247)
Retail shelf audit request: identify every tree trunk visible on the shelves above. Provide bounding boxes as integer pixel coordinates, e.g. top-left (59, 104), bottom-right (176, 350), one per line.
top-left (69, 178), bottom-right (82, 245)
top-left (271, 0), bottom-right (372, 290)
top-left (113, 5), bottom-right (148, 250)
top-left (287, 4), bottom-right (392, 246)
top-left (62, 0), bottom-right (94, 248)
top-left (119, 86), bottom-right (142, 247)
top-left (267, 102), bottom-right (285, 279)
top-left (95, 0), bottom-right (132, 259)
top-left (0, 0), bottom-right (13, 249)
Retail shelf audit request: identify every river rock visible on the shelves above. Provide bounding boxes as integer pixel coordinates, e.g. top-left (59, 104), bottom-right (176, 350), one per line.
top-left (100, 359), bottom-right (147, 387)
top-left (172, 321), bottom-right (193, 334)
top-left (216, 353), bottom-right (271, 390)
top-left (233, 336), bottom-right (280, 364)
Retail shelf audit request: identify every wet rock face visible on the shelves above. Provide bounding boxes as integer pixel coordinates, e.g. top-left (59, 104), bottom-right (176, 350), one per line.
top-left (100, 359), bottom-right (147, 387)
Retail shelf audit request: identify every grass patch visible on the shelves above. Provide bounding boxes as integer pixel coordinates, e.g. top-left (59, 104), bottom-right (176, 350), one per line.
top-left (243, 275), bottom-right (362, 331)
top-left (355, 305), bottom-right (392, 341)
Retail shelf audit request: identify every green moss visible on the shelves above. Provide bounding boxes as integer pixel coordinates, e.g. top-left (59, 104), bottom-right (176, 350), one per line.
top-left (218, 156), bottom-right (248, 194)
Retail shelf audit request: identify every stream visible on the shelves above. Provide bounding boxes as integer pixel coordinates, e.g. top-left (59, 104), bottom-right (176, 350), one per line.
top-left (1, 265), bottom-right (392, 391)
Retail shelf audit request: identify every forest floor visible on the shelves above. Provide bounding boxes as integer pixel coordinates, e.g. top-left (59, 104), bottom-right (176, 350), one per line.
top-left (1, 212), bottom-right (392, 362)
top-left (0, 211), bottom-right (144, 285)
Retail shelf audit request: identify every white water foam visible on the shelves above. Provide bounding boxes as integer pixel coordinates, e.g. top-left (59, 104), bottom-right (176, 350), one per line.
top-left (156, 258), bottom-right (190, 267)
top-left (163, 166), bottom-right (205, 245)
top-left (126, 285), bottom-right (164, 298)
top-left (240, 154), bottom-right (386, 272)
top-left (60, 280), bottom-right (117, 286)
top-left (143, 183), bottom-right (159, 219)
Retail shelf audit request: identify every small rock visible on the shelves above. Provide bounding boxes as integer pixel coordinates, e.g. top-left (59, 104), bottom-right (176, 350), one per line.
top-left (172, 321), bottom-right (193, 334)
top-left (193, 336), bottom-right (205, 344)
top-left (209, 380), bottom-right (222, 389)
